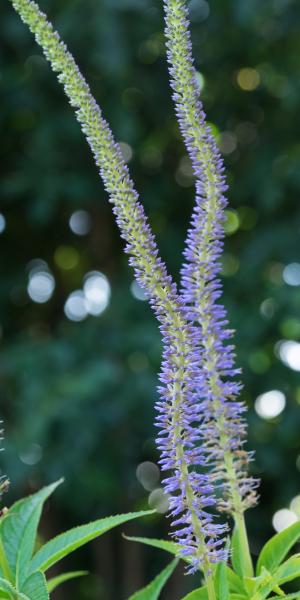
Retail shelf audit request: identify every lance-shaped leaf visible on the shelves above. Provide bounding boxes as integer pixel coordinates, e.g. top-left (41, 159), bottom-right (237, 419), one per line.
top-left (125, 534), bottom-right (242, 595)
top-left (273, 555), bottom-right (300, 586)
top-left (0, 577), bottom-right (28, 599)
top-left (214, 560), bottom-right (229, 600)
top-left (29, 510), bottom-right (153, 574)
top-left (21, 572), bottom-right (49, 600)
top-left (180, 587), bottom-right (208, 600)
top-left (123, 535), bottom-right (181, 560)
top-left (47, 570), bottom-right (87, 593)
top-left (257, 521), bottom-right (300, 575)
top-left (225, 567), bottom-right (245, 594)
top-left (0, 480), bottom-right (63, 586)
top-left (127, 559), bottom-right (178, 600)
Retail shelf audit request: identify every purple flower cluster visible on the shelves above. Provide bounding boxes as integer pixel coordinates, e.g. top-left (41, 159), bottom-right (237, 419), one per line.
top-left (11, 0), bottom-right (258, 575)
top-left (164, 0), bottom-right (258, 514)
top-left (11, 0), bottom-right (228, 571)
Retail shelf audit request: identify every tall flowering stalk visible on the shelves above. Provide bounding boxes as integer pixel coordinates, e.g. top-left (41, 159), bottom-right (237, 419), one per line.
top-left (163, 0), bottom-right (258, 576)
top-left (9, 0), bottom-right (229, 583)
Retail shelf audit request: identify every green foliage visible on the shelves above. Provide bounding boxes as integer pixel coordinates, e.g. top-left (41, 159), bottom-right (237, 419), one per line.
top-left (22, 572), bottom-right (49, 600)
top-left (0, 577), bottom-right (28, 599)
top-left (125, 531), bottom-right (300, 599)
top-left (180, 587), bottom-right (208, 600)
top-left (0, 481), bottom-right (153, 598)
top-left (123, 535), bottom-right (181, 560)
top-left (2, 0), bottom-right (300, 596)
top-left (0, 480), bottom-right (62, 586)
top-left (47, 571), bottom-right (87, 593)
top-left (257, 521), bottom-right (300, 575)
top-left (29, 509), bottom-right (153, 573)
top-left (127, 559), bottom-right (178, 600)
top-left (215, 560), bottom-right (229, 600)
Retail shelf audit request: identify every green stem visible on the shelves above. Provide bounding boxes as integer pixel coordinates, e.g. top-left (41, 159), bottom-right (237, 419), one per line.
top-left (205, 571), bottom-right (217, 600)
top-left (234, 512), bottom-right (254, 578)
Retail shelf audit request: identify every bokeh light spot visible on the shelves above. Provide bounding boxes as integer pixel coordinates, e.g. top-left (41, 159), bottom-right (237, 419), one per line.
top-left (136, 462), bottom-right (160, 491)
top-left (27, 270), bottom-right (55, 304)
top-left (255, 390), bottom-right (286, 419)
top-left (236, 68), bottom-right (260, 91)
top-left (277, 340), bottom-right (300, 371)
top-left (69, 210), bottom-right (91, 236)
top-left (83, 271), bottom-right (111, 316)
top-left (119, 141), bottom-right (133, 163)
top-left (283, 263), bottom-right (300, 286)
top-left (148, 488), bottom-right (169, 514)
top-left (249, 351), bottom-right (271, 374)
top-left (224, 209), bottom-right (240, 235)
top-left (195, 71), bottom-right (205, 92)
top-left (0, 214), bottom-right (6, 234)
top-left (64, 291), bottom-right (88, 322)
top-left (222, 253), bottom-right (240, 277)
top-left (290, 496), bottom-right (300, 517)
top-left (260, 298), bottom-right (276, 319)
top-left (54, 246), bottom-right (79, 270)
top-left (19, 443), bottom-right (43, 466)
top-left (219, 132), bottom-right (237, 155)
top-left (272, 509), bottom-right (298, 532)
top-left (189, 0), bottom-right (210, 22)
top-left (130, 280), bottom-right (147, 301)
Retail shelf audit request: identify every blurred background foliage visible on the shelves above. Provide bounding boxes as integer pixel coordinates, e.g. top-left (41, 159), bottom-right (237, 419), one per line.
top-left (1, 0), bottom-right (300, 597)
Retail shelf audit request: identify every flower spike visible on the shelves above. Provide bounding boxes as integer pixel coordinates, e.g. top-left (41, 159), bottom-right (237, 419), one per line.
top-left (10, 0), bottom-right (227, 574)
top-left (163, 0), bottom-right (258, 518)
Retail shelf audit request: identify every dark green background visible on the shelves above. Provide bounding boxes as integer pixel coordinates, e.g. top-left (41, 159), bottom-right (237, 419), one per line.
top-left (1, 0), bottom-right (300, 597)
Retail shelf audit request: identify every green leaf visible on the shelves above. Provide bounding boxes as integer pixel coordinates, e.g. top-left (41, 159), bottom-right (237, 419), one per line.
top-left (274, 555), bottom-right (300, 585)
top-left (243, 576), bottom-right (259, 595)
top-left (257, 521), bottom-right (300, 575)
top-left (21, 572), bottom-right (49, 600)
top-left (29, 510), bottom-right (153, 573)
top-left (266, 594), bottom-right (300, 600)
top-left (214, 561), bottom-right (229, 600)
top-left (47, 570), bottom-right (87, 593)
top-left (226, 567), bottom-right (245, 594)
top-left (0, 480), bottom-right (63, 586)
top-left (0, 577), bottom-right (28, 599)
top-left (179, 586), bottom-right (208, 600)
top-left (124, 535), bottom-right (181, 559)
top-left (127, 559), bottom-right (178, 600)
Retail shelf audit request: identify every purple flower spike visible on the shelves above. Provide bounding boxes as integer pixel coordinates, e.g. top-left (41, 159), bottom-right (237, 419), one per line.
top-left (10, 0), bottom-right (228, 572)
top-left (163, 0), bottom-right (259, 514)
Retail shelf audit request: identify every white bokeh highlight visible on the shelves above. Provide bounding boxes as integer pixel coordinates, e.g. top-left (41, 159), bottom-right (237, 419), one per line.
top-left (148, 488), bottom-right (169, 514)
top-left (272, 508), bottom-right (298, 532)
top-left (64, 290), bottom-right (88, 322)
top-left (136, 461), bottom-right (160, 492)
top-left (0, 214), bottom-right (6, 234)
top-left (83, 271), bottom-right (110, 316)
top-left (69, 210), bottom-right (91, 236)
top-left (283, 263), bottom-right (300, 286)
top-left (27, 268), bottom-right (55, 303)
top-left (278, 340), bottom-right (300, 371)
top-left (255, 390), bottom-right (286, 420)
top-left (130, 280), bottom-right (147, 301)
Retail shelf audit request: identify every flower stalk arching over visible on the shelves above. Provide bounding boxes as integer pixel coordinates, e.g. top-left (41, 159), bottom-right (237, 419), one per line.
top-left (9, 0), bottom-right (230, 581)
top-left (163, 0), bottom-right (258, 576)
top-left (8, 0), bottom-right (262, 592)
